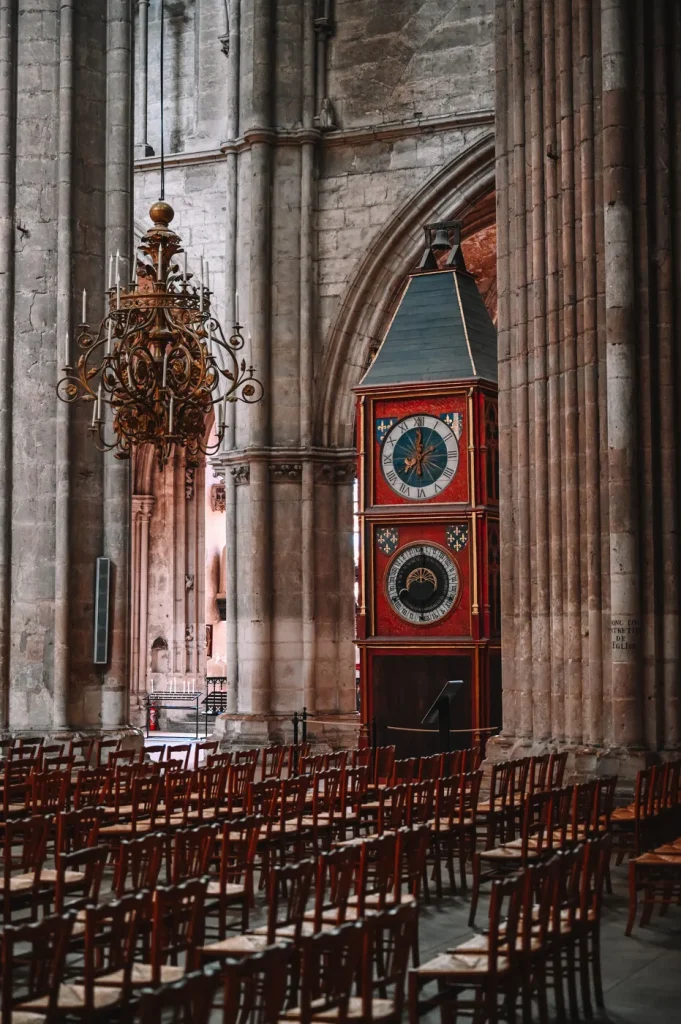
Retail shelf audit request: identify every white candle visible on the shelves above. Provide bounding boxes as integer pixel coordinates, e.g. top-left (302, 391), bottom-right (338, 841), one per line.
top-left (107, 318), bottom-right (113, 355)
top-left (108, 254), bottom-right (113, 290)
top-left (235, 290), bottom-right (239, 323)
top-left (200, 253), bottom-right (204, 311)
top-left (64, 333), bottom-right (70, 367)
top-left (205, 262), bottom-right (210, 296)
top-left (116, 279), bottom-right (120, 310)
top-left (115, 249), bottom-right (119, 285)
top-left (207, 320), bottom-right (213, 350)
top-left (169, 395), bottom-right (174, 434)
top-left (217, 401), bottom-right (224, 432)
top-left (183, 250), bottom-right (187, 282)
top-left (96, 384), bottom-right (102, 421)
top-left (157, 241), bottom-right (163, 283)
top-left (162, 348), bottom-right (169, 388)
top-left (82, 289), bottom-right (87, 324)
top-left (91, 399), bottom-right (97, 427)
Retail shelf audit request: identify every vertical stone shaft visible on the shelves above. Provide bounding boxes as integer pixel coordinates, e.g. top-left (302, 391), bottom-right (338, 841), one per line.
top-left (301, 0), bottom-right (316, 712)
top-left (103, 0), bottom-right (133, 729)
top-left (496, 0), bottom-right (517, 737)
top-left (246, 0), bottom-right (273, 715)
top-left (54, 1), bottom-right (75, 731)
top-left (558, 0), bottom-right (582, 745)
top-left (543, 0), bottom-right (565, 742)
top-left (224, 0), bottom-right (240, 712)
top-left (528, 0), bottom-right (550, 741)
top-left (578, 0), bottom-right (603, 745)
top-left (601, 0), bottom-right (641, 746)
top-left (135, 0), bottom-right (150, 155)
top-left (0, 0), bottom-right (15, 732)
top-left (651, 4), bottom-right (680, 751)
top-left (669, 4), bottom-right (681, 749)
top-left (511, 0), bottom-right (532, 739)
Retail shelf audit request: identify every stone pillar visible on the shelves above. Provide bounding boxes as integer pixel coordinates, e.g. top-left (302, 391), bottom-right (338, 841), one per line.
top-left (492, 0), bottom-right (681, 781)
top-left (134, 1), bottom-right (153, 158)
top-left (131, 494), bottom-right (154, 712)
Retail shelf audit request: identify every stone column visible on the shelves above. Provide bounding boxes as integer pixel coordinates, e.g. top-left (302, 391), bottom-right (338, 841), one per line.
top-left (137, 497), bottom-right (154, 700)
top-left (492, 0), bottom-right (681, 780)
top-left (135, 1), bottom-right (153, 158)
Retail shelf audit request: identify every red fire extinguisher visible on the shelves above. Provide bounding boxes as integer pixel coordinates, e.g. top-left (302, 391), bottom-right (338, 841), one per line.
top-left (149, 704), bottom-right (159, 731)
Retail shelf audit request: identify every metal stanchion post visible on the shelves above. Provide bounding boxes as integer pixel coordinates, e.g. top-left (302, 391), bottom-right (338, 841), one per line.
top-left (302, 707), bottom-right (308, 744)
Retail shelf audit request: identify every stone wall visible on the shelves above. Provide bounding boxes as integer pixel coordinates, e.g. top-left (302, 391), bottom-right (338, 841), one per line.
top-left (132, 0), bottom-right (496, 742)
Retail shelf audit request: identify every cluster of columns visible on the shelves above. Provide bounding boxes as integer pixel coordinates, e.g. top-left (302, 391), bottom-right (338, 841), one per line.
top-left (494, 0), bottom-right (681, 774)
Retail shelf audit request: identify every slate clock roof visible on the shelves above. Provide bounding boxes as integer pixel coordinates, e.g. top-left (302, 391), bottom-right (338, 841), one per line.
top-left (359, 266), bottom-right (497, 388)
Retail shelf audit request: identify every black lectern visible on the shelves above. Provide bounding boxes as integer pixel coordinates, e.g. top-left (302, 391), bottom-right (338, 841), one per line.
top-left (421, 680), bottom-right (464, 753)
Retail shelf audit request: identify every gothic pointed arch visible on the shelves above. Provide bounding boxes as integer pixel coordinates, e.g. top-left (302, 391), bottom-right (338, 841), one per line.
top-left (316, 134), bottom-right (496, 450)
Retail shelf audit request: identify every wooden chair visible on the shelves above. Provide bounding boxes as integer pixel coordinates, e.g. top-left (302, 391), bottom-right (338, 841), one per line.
top-left (576, 836), bottom-right (611, 1018)
top-left (270, 776), bottom-right (311, 864)
top-left (293, 922), bottom-right (365, 1024)
top-left (234, 749), bottom-right (260, 771)
top-left (372, 746), bottom-right (396, 789)
top-left (391, 758), bottom-right (418, 786)
top-left (68, 738), bottom-right (95, 769)
top-left (200, 858), bottom-right (315, 959)
top-left (185, 765), bottom-right (228, 823)
top-left (54, 844), bottom-right (109, 916)
top-left (169, 823), bottom-right (217, 885)
top-left (376, 784), bottom-right (408, 835)
top-left (1, 758), bottom-right (38, 819)
top-left (326, 750), bottom-right (350, 772)
top-left (302, 768), bottom-right (343, 852)
top-left (396, 825), bottom-right (431, 962)
top-left (469, 788), bottom-right (569, 927)
top-left (226, 761), bottom-right (258, 814)
top-left (547, 750), bottom-right (568, 788)
top-left (112, 833), bottom-right (164, 898)
top-left (417, 755), bottom-right (442, 782)
top-left (1, 814), bottom-right (50, 923)
top-left (134, 966), bottom-right (222, 1024)
top-left (108, 749), bottom-right (137, 770)
top-left (341, 765), bottom-right (369, 840)
top-left (409, 873), bottom-right (524, 1024)
top-left (476, 760), bottom-right (513, 849)
top-left (29, 769), bottom-right (71, 814)
top-left (160, 768), bottom-right (194, 828)
top-left (207, 752), bottom-right (233, 771)
top-left (221, 945), bottom-right (295, 1024)
top-left (355, 904), bottom-right (418, 1024)
top-left (286, 743), bottom-right (311, 776)
top-left (54, 809), bottom-right (102, 861)
top-left (626, 835), bottom-right (681, 936)
top-left (247, 779), bottom-right (279, 883)
top-left (302, 844), bottom-right (361, 933)
top-left (206, 814), bottom-right (262, 937)
top-left (194, 740), bottom-right (220, 770)
top-left (141, 743), bottom-right (166, 765)
top-left (1, 910), bottom-right (75, 1023)
top-left (165, 745), bottom-right (193, 771)
top-left (93, 737), bottom-right (121, 767)
top-left (406, 779), bottom-right (435, 827)
top-left (261, 744), bottom-right (286, 780)
top-left (72, 768), bottom-right (111, 811)
top-left (99, 879), bottom-right (207, 990)
top-left (100, 774), bottom-right (161, 838)
top-left (347, 832), bottom-right (398, 916)
top-left (544, 844), bottom-right (586, 1024)
top-left (611, 765), bottom-right (656, 863)
top-left (528, 753), bottom-right (551, 795)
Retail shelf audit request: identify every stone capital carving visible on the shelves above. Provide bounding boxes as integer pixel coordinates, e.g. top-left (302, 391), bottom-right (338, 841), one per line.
top-left (132, 494), bottom-right (155, 521)
top-left (185, 464), bottom-right (196, 501)
top-left (231, 464), bottom-right (250, 486)
top-left (219, 32), bottom-right (229, 57)
top-left (314, 460), bottom-right (356, 484)
top-left (185, 574), bottom-right (194, 592)
top-left (211, 481), bottom-right (226, 512)
top-left (269, 462), bottom-right (302, 482)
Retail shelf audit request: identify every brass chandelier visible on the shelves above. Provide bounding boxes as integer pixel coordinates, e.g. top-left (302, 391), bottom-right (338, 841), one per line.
top-left (57, 199), bottom-right (262, 470)
top-left (57, 0), bottom-right (263, 470)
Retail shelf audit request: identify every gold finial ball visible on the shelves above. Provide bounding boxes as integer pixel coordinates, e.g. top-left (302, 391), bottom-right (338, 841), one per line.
top-left (149, 201), bottom-right (175, 228)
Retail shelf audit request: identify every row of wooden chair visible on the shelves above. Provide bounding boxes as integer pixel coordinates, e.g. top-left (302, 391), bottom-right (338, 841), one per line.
top-left (626, 828), bottom-right (681, 934)
top-left (410, 834), bottom-right (612, 1024)
top-left (612, 758), bottom-right (681, 863)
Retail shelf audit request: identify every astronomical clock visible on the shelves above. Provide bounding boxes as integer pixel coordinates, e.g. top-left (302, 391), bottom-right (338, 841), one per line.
top-left (354, 224), bottom-right (501, 757)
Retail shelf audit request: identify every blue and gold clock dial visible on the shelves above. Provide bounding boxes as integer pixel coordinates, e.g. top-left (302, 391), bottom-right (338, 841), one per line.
top-left (380, 413), bottom-right (459, 500)
top-left (385, 543), bottom-right (460, 624)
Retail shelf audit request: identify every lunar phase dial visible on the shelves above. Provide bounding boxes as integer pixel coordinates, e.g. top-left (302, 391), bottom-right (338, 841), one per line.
top-left (385, 543), bottom-right (460, 625)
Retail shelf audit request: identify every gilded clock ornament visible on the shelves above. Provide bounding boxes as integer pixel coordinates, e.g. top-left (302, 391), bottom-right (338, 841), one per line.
top-left (385, 543), bottom-right (460, 624)
top-left (381, 413), bottom-right (459, 500)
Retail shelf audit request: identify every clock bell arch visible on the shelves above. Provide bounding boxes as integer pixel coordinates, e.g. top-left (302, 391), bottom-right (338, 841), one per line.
top-left (354, 222), bottom-right (501, 758)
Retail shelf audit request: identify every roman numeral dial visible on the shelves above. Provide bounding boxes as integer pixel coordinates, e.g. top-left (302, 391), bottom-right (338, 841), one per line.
top-left (380, 413), bottom-right (459, 501)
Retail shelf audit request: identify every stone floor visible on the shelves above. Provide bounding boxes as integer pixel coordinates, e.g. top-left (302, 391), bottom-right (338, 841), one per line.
top-left (416, 860), bottom-right (681, 1023)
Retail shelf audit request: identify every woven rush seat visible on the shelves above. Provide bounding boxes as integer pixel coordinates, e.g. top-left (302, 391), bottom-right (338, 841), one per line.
top-left (479, 843), bottom-right (543, 861)
top-left (18, 983), bottom-right (123, 1012)
top-left (99, 820), bottom-right (154, 834)
top-left (201, 933), bottom-right (274, 957)
top-left (206, 880), bottom-right (246, 897)
top-left (0, 874), bottom-right (36, 893)
top-left (446, 930), bottom-right (542, 955)
top-left (99, 963), bottom-right (184, 987)
top-left (427, 816), bottom-right (474, 830)
top-left (415, 949), bottom-right (511, 976)
top-left (284, 996), bottom-right (395, 1021)
top-left (634, 851), bottom-right (681, 864)
top-left (610, 805), bottom-right (636, 820)
top-left (9, 1012), bottom-right (47, 1023)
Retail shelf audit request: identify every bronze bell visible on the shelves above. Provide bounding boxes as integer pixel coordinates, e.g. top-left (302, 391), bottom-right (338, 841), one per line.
top-left (430, 226), bottom-right (451, 251)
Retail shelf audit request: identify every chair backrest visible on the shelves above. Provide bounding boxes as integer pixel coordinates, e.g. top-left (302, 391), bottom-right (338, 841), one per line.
top-left (261, 744), bottom-right (286, 780)
top-left (311, 845), bottom-right (361, 932)
top-left (171, 824), bottom-right (217, 885)
top-left (580, 834), bottom-right (612, 924)
top-left (373, 745), bottom-right (396, 786)
top-left (221, 945), bottom-right (295, 1024)
top-left (219, 814), bottom-right (263, 892)
top-left (247, 778), bottom-right (279, 826)
top-left (277, 774), bottom-right (309, 827)
top-left (55, 844), bottom-right (109, 913)
top-left (191, 764), bottom-right (227, 818)
top-left (227, 761), bottom-right (258, 809)
top-left (362, 904), bottom-right (418, 1020)
top-left (326, 750), bottom-right (349, 772)
top-left (342, 766), bottom-right (369, 815)
top-left (2, 815), bottom-right (50, 895)
top-left (114, 833), bottom-right (164, 897)
top-left (487, 874), bottom-right (524, 980)
top-left (391, 757), bottom-right (418, 785)
top-left (298, 922), bottom-right (364, 1024)
top-left (300, 753), bottom-right (327, 775)
top-left (439, 750), bottom-right (464, 777)
top-left (29, 769), bottom-right (70, 813)
top-left (551, 843), bottom-right (585, 937)
top-left (286, 743), bottom-right (311, 776)
top-left (83, 894), bottom-right (144, 1005)
top-left (407, 779), bottom-right (436, 825)
top-left (55, 806), bottom-right (102, 854)
top-left (594, 774), bottom-right (617, 831)
top-left (418, 754), bottom-right (442, 781)
top-left (130, 774), bottom-right (162, 828)
top-left (519, 790), bottom-right (556, 859)
top-left (109, 749), bottom-right (136, 770)
top-left (509, 757), bottom-right (531, 803)
top-left (164, 769), bottom-right (194, 823)
top-left (351, 747), bottom-right (371, 771)
top-left (136, 966), bottom-right (222, 1024)
top-left (266, 859), bottom-right (315, 944)
top-left (397, 824), bottom-right (431, 900)
top-left (547, 750), bottom-right (568, 788)
top-left (207, 751), bottom-right (233, 770)
top-left (94, 736), bottom-right (122, 766)
top-left (311, 768), bottom-right (343, 820)
top-left (528, 753), bottom-right (551, 794)
top-left (42, 741), bottom-right (66, 759)
top-left (1, 911), bottom-right (75, 1020)
top-left (73, 767), bottom-right (111, 810)
top-left (1, 759), bottom-right (38, 815)
top-left (234, 748), bottom-right (260, 769)
top-left (152, 878), bottom-right (208, 981)
top-left (194, 740), bottom-right (220, 770)
top-left (377, 784), bottom-right (408, 833)
top-left (68, 737), bottom-right (95, 766)
top-left (142, 743), bottom-right (167, 765)
top-left (166, 744), bottom-right (192, 770)
top-left (571, 780), bottom-right (598, 841)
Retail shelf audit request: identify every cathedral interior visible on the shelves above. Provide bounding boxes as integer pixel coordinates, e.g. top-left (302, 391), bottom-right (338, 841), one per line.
top-left (0, 2), bottom-right (680, 1021)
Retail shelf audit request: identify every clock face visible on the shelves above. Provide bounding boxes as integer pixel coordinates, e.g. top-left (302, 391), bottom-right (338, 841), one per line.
top-left (380, 413), bottom-right (459, 500)
top-left (385, 543), bottom-right (460, 625)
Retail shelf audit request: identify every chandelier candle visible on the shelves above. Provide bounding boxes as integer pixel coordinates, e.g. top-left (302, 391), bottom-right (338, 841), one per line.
top-left (56, 200), bottom-right (264, 468)
top-left (82, 289), bottom-right (87, 324)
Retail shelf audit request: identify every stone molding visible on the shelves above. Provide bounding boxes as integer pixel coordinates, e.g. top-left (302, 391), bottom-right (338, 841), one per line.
top-left (212, 448), bottom-right (355, 486)
top-left (230, 464), bottom-right (250, 486)
top-left (133, 109), bottom-right (496, 172)
top-left (314, 461), bottom-right (355, 484)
